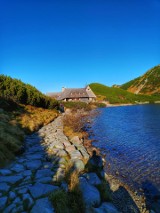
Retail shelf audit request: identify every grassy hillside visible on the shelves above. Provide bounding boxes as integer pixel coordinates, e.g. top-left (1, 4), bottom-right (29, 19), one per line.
top-left (90, 83), bottom-right (160, 104)
top-left (0, 97), bottom-right (58, 167)
top-left (0, 75), bottom-right (59, 167)
top-left (120, 65), bottom-right (160, 95)
top-left (0, 75), bottom-right (58, 109)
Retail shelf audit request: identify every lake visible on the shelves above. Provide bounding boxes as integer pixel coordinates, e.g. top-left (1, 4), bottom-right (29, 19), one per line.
top-left (89, 104), bottom-right (160, 199)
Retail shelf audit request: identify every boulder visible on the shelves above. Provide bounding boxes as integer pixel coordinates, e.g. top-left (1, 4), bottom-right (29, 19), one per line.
top-left (79, 177), bottom-right (101, 208)
top-left (82, 173), bottom-right (101, 186)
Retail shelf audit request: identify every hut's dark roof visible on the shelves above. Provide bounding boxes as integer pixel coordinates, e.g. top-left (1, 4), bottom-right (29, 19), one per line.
top-left (47, 86), bottom-right (96, 100)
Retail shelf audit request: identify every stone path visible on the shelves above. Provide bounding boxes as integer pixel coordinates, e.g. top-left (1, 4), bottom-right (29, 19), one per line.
top-left (0, 116), bottom-right (121, 213)
top-left (0, 116), bottom-right (90, 212)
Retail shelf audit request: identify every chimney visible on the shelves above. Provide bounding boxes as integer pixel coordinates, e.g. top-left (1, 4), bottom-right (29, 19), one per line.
top-left (62, 87), bottom-right (65, 92)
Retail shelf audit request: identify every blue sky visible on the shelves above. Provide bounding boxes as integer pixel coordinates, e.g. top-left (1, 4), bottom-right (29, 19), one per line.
top-left (1, 0), bottom-right (160, 93)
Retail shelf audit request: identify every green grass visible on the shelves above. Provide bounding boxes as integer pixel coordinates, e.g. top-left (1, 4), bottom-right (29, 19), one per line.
top-left (120, 65), bottom-right (160, 95)
top-left (120, 77), bottom-right (141, 90)
top-left (89, 83), bottom-right (160, 104)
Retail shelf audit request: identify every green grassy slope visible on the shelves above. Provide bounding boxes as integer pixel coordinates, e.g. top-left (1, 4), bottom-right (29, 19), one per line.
top-left (0, 75), bottom-right (59, 167)
top-left (0, 75), bottom-right (58, 109)
top-left (90, 83), bottom-right (160, 104)
top-left (120, 65), bottom-right (160, 94)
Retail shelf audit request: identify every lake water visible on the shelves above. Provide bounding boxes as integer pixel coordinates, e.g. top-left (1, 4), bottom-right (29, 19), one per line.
top-left (90, 104), bottom-right (160, 198)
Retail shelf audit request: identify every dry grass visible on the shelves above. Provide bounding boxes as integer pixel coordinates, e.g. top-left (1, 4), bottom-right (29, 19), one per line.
top-left (19, 105), bottom-right (58, 133)
top-left (50, 161), bottom-right (84, 213)
top-left (0, 104), bottom-right (58, 167)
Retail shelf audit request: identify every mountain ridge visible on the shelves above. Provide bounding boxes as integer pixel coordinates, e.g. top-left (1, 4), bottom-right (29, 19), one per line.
top-left (120, 65), bottom-right (160, 95)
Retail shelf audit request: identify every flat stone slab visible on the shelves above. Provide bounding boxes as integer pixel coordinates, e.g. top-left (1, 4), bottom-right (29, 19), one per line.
top-left (25, 160), bottom-right (42, 170)
top-left (29, 183), bottom-right (59, 199)
top-left (26, 153), bottom-right (44, 160)
top-left (35, 169), bottom-right (53, 179)
top-left (36, 177), bottom-right (52, 184)
top-left (31, 197), bottom-right (54, 213)
top-left (70, 150), bottom-right (82, 159)
top-left (0, 175), bottom-right (23, 185)
top-left (10, 164), bottom-right (25, 173)
top-left (0, 183), bottom-right (10, 193)
top-left (0, 169), bottom-right (12, 176)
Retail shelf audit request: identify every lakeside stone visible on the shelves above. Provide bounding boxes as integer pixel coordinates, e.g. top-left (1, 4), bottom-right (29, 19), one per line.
top-left (83, 173), bottom-right (102, 186)
top-left (31, 198), bottom-right (55, 213)
top-left (29, 183), bottom-right (59, 198)
top-left (79, 177), bottom-right (101, 208)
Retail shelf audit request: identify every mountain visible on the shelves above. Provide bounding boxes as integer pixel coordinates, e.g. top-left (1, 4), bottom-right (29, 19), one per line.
top-left (89, 83), bottom-right (160, 104)
top-left (120, 65), bottom-right (160, 95)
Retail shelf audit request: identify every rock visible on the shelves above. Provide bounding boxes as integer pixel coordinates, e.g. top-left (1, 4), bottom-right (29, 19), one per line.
top-left (17, 187), bottom-right (28, 195)
top-left (0, 175), bottom-right (23, 184)
top-left (23, 193), bottom-right (34, 209)
top-left (79, 177), bottom-right (101, 208)
top-left (35, 169), bottom-right (53, 179)
top-left (0, 197), bottom-right (7, 210)
top-left (3, 204), bottom-right (16, 213)
top-left (25, 160), bottom-right (42, 170)
top-left (0, 169), bottom-right (12, 176)
top-left (83, 173), bottom-right (101, 186)
top-left (13, 197), bottom-right (21, 205)
top-left (0, 183), bottom-right (10, 193)
top-left (92, 202), bottom-right (119, 213)
top-left (65, 145), bottom-right (76, 153)
top-left (29, 183), bottom-right (59, 199)
top-left (70, 150), bottom-right (82, 160)
top-left (26, 153), bottom-right (44, 160)
top-left (73, 159), bottom-right (85, 172)
top-left (70, 136), bottom-right (82, 145)
top-left (56, 150), bottom-right (68, 158)
top-left (9, 191), bottom-right (16, 200)
top-left (10, 164), bottom-right (25, 173)
top-left (23, 170), bottom-right (32, 177)
top-left (36, 177), bottom-right (52, 184)
top-left (31, 197), bottom-right (54, 213)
